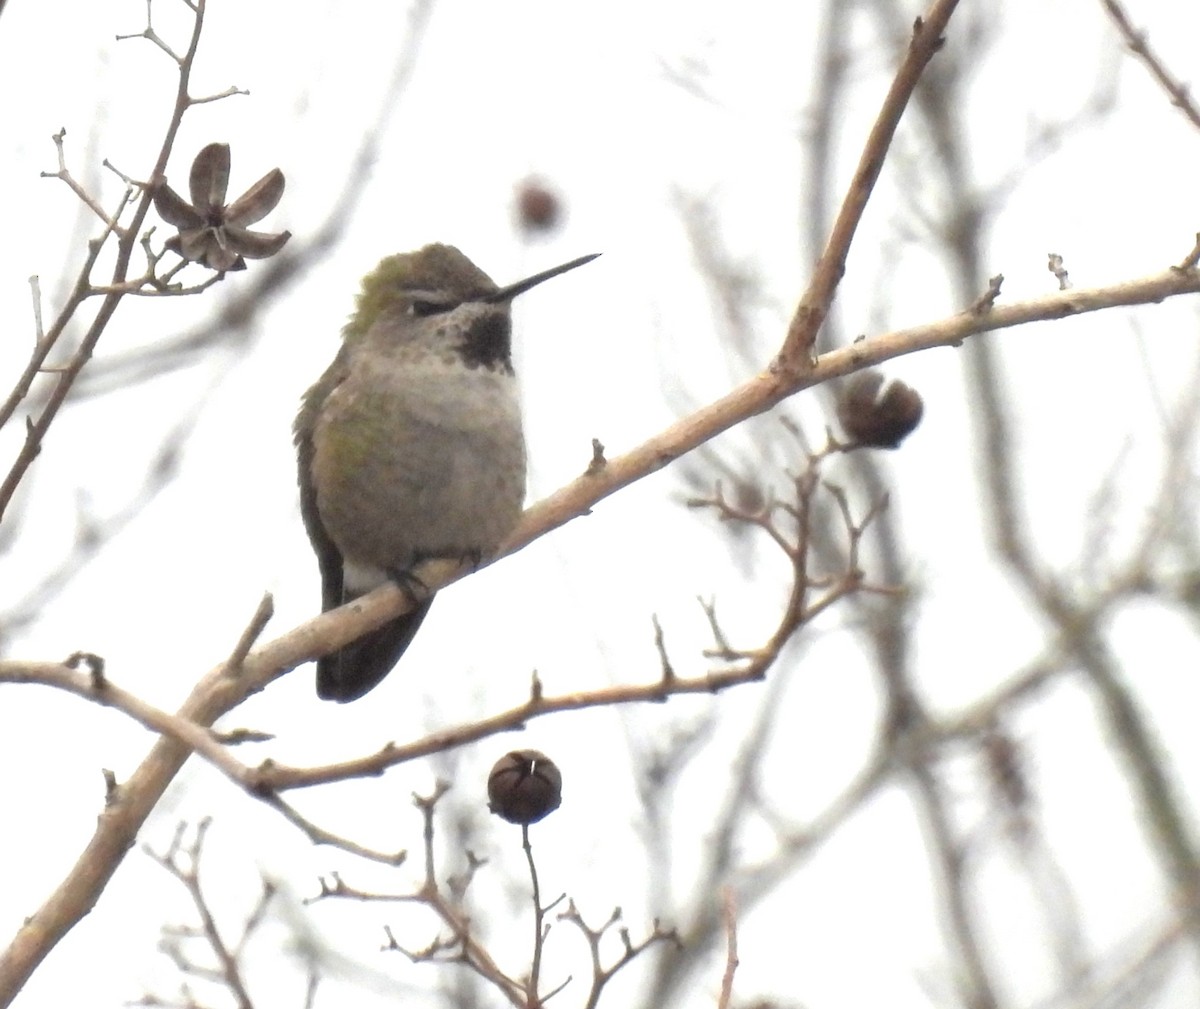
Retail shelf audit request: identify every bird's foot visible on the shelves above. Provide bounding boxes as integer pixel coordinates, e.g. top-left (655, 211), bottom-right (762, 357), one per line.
top-left (385, 549), bottom-right (487, 603)
top-left (386, 566), bottom-right (432, 603)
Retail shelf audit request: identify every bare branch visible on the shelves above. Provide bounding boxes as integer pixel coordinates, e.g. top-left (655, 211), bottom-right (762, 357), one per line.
top-left (558, 900), bottom-right (681, 1009)
top-left (1099, 0), bottom-right (1200, 131)
top-left (141, 820), bottom-right (263, 1009)
top-left (779, 0), bottom-right (961, 367)
top-left (717, 888), bottom-right (738, 1009)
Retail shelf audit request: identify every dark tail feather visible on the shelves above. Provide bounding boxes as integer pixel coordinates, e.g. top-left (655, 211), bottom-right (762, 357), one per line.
top-left (316, 596), bottom-right (435, 702)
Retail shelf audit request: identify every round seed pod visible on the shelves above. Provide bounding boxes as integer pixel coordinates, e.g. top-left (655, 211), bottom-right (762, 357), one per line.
top-left (515, 179), bottom-right (563, 234)
top-left (837, 371), bottom-right (924, 449)
top-left (487, 750), bottom-right (562, 824)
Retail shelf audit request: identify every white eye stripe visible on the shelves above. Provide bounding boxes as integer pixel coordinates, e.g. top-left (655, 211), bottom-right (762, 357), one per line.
top-left (407, 295), bottom-right (457, 317)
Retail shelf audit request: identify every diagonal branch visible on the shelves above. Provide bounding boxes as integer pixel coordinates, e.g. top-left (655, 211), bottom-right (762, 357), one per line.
top-left (1099, 0), bottom-right (1200, 132)
top-left (779, 0), bottom-right (960, 367)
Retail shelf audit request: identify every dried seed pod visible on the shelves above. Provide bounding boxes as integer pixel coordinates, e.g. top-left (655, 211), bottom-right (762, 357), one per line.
top-left (515, 178), bottom-right (563, 234)
top-left (488, 750), bottom-right (562, 824)
top-left (837, 371), bottom-right (923, 449)
top-left (154, 142), bottom-right (290, 272)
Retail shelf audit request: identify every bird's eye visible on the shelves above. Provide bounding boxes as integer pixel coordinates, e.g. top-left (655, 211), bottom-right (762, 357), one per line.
top-left (408, 298), bottom-right (453, 317)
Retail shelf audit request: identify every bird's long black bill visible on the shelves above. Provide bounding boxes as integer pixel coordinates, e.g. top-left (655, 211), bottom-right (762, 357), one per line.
top-left (485, 252), bottom-right (600, 303)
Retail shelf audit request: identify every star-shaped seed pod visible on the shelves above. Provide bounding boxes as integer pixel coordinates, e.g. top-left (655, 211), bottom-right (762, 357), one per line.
top-left (154, 142), bottom-right (290, 272)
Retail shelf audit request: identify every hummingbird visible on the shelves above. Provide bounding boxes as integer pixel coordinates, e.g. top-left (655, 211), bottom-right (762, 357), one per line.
top-left (295, 244), bottom-right (598, 702)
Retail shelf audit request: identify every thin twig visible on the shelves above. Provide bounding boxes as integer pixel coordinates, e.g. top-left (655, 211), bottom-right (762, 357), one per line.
top-left (0, 0), bottom-right (209, 522)
top-left (142, 820), bottom-right (261, 1009)
top-left (717, 888), bottom-right (738, 1009)
top-left (778, 1), bottom-right (960, 368)
top-left (225, 594), bottom-right (275, 676)
top-left (1099, 0), bottom-right (1200, 131)
top-left (558, 901), bottom-right (680, 1009)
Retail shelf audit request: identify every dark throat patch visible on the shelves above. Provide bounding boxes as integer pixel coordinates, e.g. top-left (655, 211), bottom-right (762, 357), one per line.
top-left (458, 311), bottom-right (513, 372)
